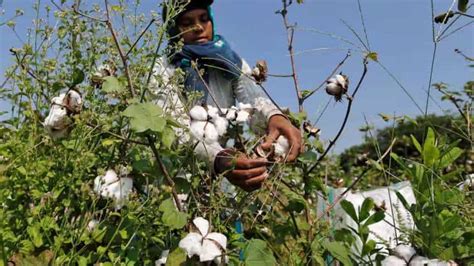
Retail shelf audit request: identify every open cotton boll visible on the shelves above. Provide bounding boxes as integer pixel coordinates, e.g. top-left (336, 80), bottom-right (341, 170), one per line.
top-left (64, 90), bottom-right (83, 114)
top-left (381, 256), bottom-right (406, 266)
top-left (393, 245), bottom-right (416, 262)
top-left (155, 250), bottom-right (170, 266)
top-left (194, 141), bottom-right (224, 161)
top-left (87, 219), bottom-right (99, 232)
top-left (274, 136), bottom-right (290, 158)
top-left (235, 110), bottom-right (250, 124)
top-left (238, 102), bottom-right (252, 111)
top-left (213, 116), bottom-right (228, 136)
top-left (93, 169), bottom-right (133, 209)
top-left (179, 217), bottom-right (227, 263)
top-left (225, 107), bottom-right (238, 121)
top-left (190, 121), bottom-right (219, 143)
top-left (44, 96), bottom-right (71, 139)
top-left (335, 74), bottom-right (347, 87)
top-left (325, 82), bottom-right (342, 96)
top-left (190, 105), bottom-right (208, 121)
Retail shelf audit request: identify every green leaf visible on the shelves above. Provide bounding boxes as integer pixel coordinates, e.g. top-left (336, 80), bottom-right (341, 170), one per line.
top-left (359, 197), bottom-right (374, 222)
top-left (322, 240), bottom-right (353, 266)
top-left (411, 134), bottom-right (422, 154)
top-left (27, 225), bottom-right (43, 248)
top-left (159, 199), bottom-right (187, 229)
top-left (71, 68), bottom-right (85, 86)
top-left (123, 103), bottom-right (166, 133)
top-left (340, 200), bottom-right (358, 223)
top-left (422, 127), bottom-right (440, 167)
top-left (363, 211), bottom-right (385, 227)
top-left (458, 0), bottom-right (469, 12)
top-left (102, 76), bottom-right (124, 93)
top-left (161, 127), bottom-right (176, 149)
top-left (243, 239), bottom-right (277, 266)
top-left (166, 248), bottom-right (187, 266)
top-left (361, 240), bottom-right (376, 257)
top-left (439, 147), bottom-right (463, 169)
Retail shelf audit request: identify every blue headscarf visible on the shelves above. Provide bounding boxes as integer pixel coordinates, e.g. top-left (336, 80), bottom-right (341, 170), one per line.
top-left (170, 35), bottom-right (242, 101)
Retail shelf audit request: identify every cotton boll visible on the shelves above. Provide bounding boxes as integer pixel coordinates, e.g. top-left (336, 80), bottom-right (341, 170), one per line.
top-left (207, 105), bottom-right (220, 120)
top-left (381, 256), bottom-right (406, 266)
top-left (325, 82), bottom-right (342, 96)
top-left (238, 102), bottom-right (252, 111)
top-left (190, 106), bottom-right (208, 121)
top-left (64, 89), bottom-right (83, 114)
top-left (409, 256), bottom-right (430, 266)
top-left (225, 107), bottom-right (238, 121)
top-left (87, 219), bottom-right (99, 232)
top-left (155, 250), bottom-right (170, 266)
top-left (190, 121), bottom-right (207, 141)
top-left (93, 169), bottom-right (133, 209)
top-left (203, 123), bottom-right (219, 143)
top-left (194, 141), bottom-right (224, 161)
top-left (335, 74), bottom-right (347, 87)
top-left (235, 110), bottom-right (250, 124)
top-left (44, 101), bottom-right (71, 139)
top-left (393, 245), bottom-right (416, 262)
top-left (274, 136), bottom-right (290, 158)
top-left (213, 116), bottom-right (228, 136)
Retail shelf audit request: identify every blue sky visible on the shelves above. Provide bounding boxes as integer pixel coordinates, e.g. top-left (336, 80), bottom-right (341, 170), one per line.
top-left (0, 0), bottom-right (472, 152)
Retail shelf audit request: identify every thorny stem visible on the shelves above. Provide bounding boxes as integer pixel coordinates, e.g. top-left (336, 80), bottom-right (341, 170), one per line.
top-left (147, 135), bottom-right (183, 212)
top-left (307, 58), bottom-right (369, 175)
top-left (302, 51), bottom-right (351, 101)
top-left (280, 0), bottom-right (303, 112)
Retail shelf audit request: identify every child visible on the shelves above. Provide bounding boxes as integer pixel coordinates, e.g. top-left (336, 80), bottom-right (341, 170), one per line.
top-left (155, 0), bottom-right (302, 191)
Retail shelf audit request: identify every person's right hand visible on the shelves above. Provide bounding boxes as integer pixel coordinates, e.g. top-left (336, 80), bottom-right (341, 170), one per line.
top-left (214, 149), bottom-right (268, 192)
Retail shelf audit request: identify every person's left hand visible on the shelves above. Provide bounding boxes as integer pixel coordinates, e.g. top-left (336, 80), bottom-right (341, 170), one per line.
top-left (260, 114), bottom-right (303, 161)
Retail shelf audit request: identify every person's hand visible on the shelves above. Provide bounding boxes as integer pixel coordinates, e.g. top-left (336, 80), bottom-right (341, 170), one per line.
top-left (260, 114), bottom-right (302, 161)
top-left (214, 149), bottom-right (268, 192)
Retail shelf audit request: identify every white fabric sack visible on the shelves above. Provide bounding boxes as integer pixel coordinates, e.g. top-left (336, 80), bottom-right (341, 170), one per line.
top-left (317, 181), bottom-right (417, 256)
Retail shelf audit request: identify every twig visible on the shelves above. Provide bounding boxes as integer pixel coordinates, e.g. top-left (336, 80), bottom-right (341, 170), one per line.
top-left (435, 88), bottom-right (469, 124)
top-left (267, 73), bottom-right (294, 78)
top-left (455, 48), bottom-right (474, 61)
top-left (307, 58), bottom-right (369, 175)
top-left (125, 18), bottom-right (156, 58)
top-left (302, 51), bottom-right (351, 101)
top-left (280, 0), bottom-right (303, 112)
top-left (104, 0), bottom-right (135, 98)
top-left (72, 4), bottom-right (106, 22)
top-left (146, 135), bottom-right (183, 212)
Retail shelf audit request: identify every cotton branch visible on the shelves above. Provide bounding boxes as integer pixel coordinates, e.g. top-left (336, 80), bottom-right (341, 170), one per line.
top-left (280, 0), bottom-right (303, 112)
top-left (147, 135), bottom-right (183, 212)
top-left (104, 0), bottom-right (135, 98)
top-left (307, 58), bottom-right (369, 175)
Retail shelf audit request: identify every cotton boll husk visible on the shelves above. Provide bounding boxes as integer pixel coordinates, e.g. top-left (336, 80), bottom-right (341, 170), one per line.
top-left (381, 256), bottom-right (406, 266)
top-left (274, 136), bottom-right (290, 157)
top-left (393, 245), bottom-right (416, 262)
top-left (190, 106), bottom-right (208, 121)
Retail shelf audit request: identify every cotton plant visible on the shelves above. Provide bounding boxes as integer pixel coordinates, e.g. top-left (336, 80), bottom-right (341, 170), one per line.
top-left (179, 217), bottom-right (228, 264)
top-left (43, 89), bottom-right (83, 139)
top-left (93, 169), bottom-right (133, 209)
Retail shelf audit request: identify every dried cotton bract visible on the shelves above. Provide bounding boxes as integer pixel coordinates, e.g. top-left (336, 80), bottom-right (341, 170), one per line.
top-left (93, 169), bottom-right (133, 209)
top-left (179, 217), bottom-right (228, 264)
top-left (91, 63), bottom-right (116, 85)
top-left (325, 73), bottom-right (349, 101)
top-left (251, 60), bottom-right (268, 84)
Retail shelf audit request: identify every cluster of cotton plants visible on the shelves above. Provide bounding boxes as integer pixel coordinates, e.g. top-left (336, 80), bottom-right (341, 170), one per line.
top-left (382, 245), bottom-right (458, 266)
top-left (179, 217), bottom-right (228, 264)
top-left (93, 167), bottom-right (133, 209)
top-left (43, 89), bottom-right (83, 139)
